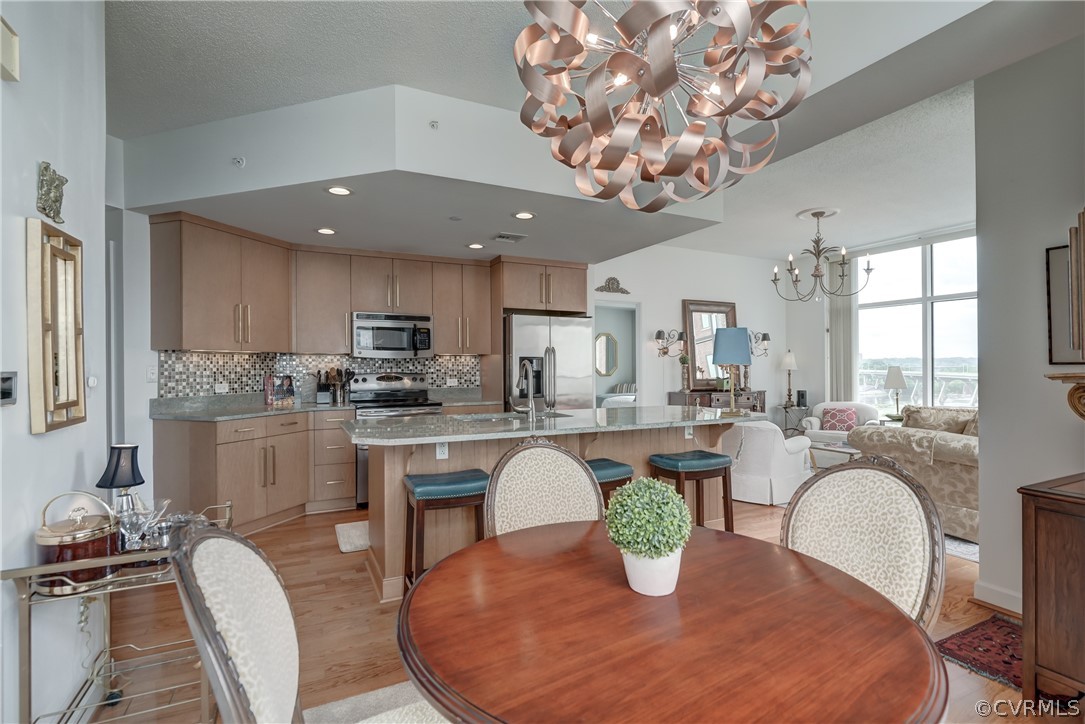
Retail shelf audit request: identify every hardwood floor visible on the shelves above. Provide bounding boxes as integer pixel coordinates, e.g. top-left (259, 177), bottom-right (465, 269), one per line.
top-left (107, 504), bottom-right (1041, 722)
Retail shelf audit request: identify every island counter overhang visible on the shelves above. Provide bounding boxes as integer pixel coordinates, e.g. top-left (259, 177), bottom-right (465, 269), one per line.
top-left (342, 406), bottom-right (767, 602)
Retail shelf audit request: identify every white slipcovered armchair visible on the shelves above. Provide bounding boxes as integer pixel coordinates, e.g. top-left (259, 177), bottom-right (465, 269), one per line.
top-left (720, 421), bottom-right (812, 506)
top-left (801, 402), bottom-right (880, 444)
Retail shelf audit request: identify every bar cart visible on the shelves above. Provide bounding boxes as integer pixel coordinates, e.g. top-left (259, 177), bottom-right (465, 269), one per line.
top-left (1, 503), bottom-right (232, 723)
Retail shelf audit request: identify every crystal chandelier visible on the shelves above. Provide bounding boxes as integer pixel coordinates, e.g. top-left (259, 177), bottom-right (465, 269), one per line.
top-left (514, 0), bottom-right (812, 213)
top-left (772, 210), bottom-right (873, 302)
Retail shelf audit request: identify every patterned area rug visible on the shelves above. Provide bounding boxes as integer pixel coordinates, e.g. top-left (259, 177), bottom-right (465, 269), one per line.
top-left (936, 615), bottom-right (1082, 702)
top-left (303, 681), bottom-right (445, 723)
top-left (944, 534), bottom-right (979, 562)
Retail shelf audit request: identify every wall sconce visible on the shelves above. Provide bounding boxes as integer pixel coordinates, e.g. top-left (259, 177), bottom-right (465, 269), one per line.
top-left (654, 329), bottom-right (686, 358)
top-left (749, 331), bottom-right (771, 358)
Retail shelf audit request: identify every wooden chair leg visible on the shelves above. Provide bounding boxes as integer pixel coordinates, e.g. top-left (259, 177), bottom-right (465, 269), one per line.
top-left (404, 497), bottom-right (416, 594)
top-left (695, 477), bottom-right (705, 527)
top-left (474, 502), bottom-right (485, 542)
top-left (722, 467), bottom-right (734, 532)
top-left (414, 499), bottom-right (427, 585)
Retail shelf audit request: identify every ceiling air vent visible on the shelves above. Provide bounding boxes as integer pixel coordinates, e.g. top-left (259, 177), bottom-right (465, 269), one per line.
top-left (492, 232), bottom-right (527, 244)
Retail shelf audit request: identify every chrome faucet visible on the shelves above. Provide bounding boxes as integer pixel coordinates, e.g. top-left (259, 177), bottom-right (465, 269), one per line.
top-left (509, 359), bottom-right (536, 416)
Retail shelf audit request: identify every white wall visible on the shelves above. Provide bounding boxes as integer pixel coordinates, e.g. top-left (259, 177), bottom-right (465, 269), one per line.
top-left (1, 2), bottom-right (107, 719)
top-left (589, 239), bottom-right (790, 420)
top-left (973, 36), bottom-right (1085, 613)
top-left (121, 211), bottom-right (156, 487)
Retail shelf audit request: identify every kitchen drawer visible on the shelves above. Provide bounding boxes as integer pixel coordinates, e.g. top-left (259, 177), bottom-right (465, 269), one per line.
top-left (315, 428), bottom-right (354, 465)
top-left (216, 417), bottom-right (267, 444)
top-left (266, 412), bottom-right (310, 436)
top-left (312, 462), bottom-right (356, 502)
top-left (313, 410), bottom-right (353, 430)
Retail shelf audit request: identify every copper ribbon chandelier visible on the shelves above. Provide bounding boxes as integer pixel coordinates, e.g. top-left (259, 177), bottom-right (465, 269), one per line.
top-left (514, 0), bottom-right (812, 213)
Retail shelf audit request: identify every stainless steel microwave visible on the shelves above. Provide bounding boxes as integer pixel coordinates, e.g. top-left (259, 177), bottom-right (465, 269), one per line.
top-left (352, 313), bottom-right (433, 358)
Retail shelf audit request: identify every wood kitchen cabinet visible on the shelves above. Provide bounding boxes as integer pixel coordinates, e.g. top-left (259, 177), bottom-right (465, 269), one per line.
top-left (1020, 473), bottom-right (1085, 702)
top-left (265, 429), bottom-right (309, 514)
top-left (150, 216), bottom-right (291, 352)
top-left (351, 256), bottom-right (432, 314)
top-left (296, 251), bottom-right (352, 354)
top-left (493, 259), bottom-right (588, 315)
top-left (432, 263), bottom-right (492, 354)
top-left (310, 410), bottom-right (357, 508)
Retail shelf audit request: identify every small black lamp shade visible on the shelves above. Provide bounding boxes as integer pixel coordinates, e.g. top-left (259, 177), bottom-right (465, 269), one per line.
top-left (654, 330), bottom-right (666, 341)
top-left (96, 444), bottom-right (146, 490)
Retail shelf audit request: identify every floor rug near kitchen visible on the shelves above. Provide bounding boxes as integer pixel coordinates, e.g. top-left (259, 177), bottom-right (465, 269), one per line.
top-left (944, 534), bottom-right (979, 562)
top-left (936, 615), bottom-right (1082, 703)
top-left (334, 521), bottom-right (370, 553)
top-left (303, 681), bottom-right (445, 723)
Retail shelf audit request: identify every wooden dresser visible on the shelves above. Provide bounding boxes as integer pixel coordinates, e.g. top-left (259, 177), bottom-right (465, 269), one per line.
top-left (1019, 472), bottom-right (1085, 701)
top-left (668, 390), bottom-right (765, 413)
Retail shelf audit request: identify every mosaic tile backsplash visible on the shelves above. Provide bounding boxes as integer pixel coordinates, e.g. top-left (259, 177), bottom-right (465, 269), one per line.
top-left (158, 352), bottom-right (481, 399)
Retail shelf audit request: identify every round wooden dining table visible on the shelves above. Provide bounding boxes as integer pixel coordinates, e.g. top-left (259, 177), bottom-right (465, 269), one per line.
top-left (398, 522), bottom-right (948, 723)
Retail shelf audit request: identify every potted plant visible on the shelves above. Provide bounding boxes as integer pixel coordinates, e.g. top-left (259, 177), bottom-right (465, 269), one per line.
top-left (605, 477), bottom-right (692, 596)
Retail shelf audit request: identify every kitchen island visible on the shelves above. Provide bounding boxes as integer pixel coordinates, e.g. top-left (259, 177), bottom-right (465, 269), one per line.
top-left (343, 406), bottom-right (765, 601)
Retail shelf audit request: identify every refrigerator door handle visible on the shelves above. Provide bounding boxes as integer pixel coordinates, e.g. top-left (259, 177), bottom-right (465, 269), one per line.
top-left (546, 346), bottom-right (557, 410)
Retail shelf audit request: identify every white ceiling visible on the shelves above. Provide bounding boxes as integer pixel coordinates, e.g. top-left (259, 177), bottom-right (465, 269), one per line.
top-left (105, 1), bottom-right (1085, 262)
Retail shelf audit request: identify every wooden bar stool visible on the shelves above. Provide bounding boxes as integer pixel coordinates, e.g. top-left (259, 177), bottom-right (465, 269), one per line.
top-left (585, 458), bottom-right (634, 503)
top-left (648, 451), bottom-right (734, 530)
top-left (403, 468), bottom-right (489, 593)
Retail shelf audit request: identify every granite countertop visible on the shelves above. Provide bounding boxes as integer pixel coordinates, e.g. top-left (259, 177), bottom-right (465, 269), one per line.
top-left (342, 406), bottom-right (766, 445)
top-left (150, 394), bottom-right (355, 422)
top-left (426, 388), bottom-right (503, 407)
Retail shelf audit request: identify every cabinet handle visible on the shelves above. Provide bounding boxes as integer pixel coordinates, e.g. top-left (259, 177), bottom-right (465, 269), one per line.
top-left (387, 275), bottom-right (392, 308)
top-left (234, 427), bottom-right (256, 433)
top-left (539, 272), bottom-right (545, 304)
top-left (261, 447), bottom-right (268, 488)
top-left (326, 445), bottom-right (345, 450)
top-left (269, 445), bottom-right (276, 485)
top-left (395, 275), bottom-right (400, 307)
top-left (325, 480), bottom-right (346, 485)
top-left (547, 274), bottom-right (553, 304)
top-left (457, 317), bottom-right (462, 350)
top-left (234, 304), bottom-right (242, 342)
top-left (466, 317), bottom-right (471, 350)
top-left (244, 305), bottom-right (252, 344)
top-left (345, 312), bottom-right (351, 350)
top-left (279, 420), bottom-right (299, 427)
top-left (325, 417), bottom-right (345, 422)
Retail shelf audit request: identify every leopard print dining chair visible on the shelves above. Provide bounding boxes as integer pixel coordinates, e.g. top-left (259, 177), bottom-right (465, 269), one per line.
top-left (779, 455), bottom-right (946, 632)
top-left (485, 437), bottom-right (605, 537)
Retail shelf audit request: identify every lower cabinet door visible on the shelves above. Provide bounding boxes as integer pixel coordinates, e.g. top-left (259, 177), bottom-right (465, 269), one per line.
top-left (266, 430), bottom-right (309, 514)
top-left (217, 438), bottom-right (266, 526)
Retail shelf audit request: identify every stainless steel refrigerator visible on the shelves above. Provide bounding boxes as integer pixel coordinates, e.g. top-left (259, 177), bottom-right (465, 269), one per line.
top-left (504, 314), bottom-right (594, 412)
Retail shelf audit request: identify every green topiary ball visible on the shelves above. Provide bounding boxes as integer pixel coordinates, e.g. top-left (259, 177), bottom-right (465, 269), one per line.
top-left (605, 477), bottom-right (692, 559)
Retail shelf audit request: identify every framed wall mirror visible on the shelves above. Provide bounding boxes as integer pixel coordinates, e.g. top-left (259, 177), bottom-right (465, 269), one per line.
top-left (594, 332), bottom-right (618, 377)
top-left (27, 218), bottom-right (86, 433)
top-left (682, 299), bottom-right (737, 390)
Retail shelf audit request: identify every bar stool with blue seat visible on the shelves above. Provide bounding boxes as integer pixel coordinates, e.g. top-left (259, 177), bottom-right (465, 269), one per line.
top-left (584, 458), bottom-right (635, 503)
top-left (403, 468), bottom-right (489, 593)
top-left (648, 450), bottom-right (734, 530)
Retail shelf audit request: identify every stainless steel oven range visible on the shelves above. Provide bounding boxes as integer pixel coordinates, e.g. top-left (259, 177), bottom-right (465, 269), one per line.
top-left (349, 372), bottom-right (442, 506)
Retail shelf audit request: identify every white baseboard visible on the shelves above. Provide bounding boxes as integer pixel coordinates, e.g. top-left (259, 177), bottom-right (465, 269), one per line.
top-left (973, 579), bottom-right (1022, 617)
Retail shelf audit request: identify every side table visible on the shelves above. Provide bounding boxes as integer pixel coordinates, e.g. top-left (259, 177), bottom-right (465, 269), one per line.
top-left (777, 405), bottom-right (809, 437)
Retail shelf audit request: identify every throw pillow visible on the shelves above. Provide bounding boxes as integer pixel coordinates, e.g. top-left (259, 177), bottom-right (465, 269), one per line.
top-left (822, 407), bottom-right (858, 432)
top-left (962, 414), bottom-right (979, 437)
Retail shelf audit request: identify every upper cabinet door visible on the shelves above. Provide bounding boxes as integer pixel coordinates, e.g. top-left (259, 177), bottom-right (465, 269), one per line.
top-left (351, 256), bottom-right (394, 312)
top-left (181, 223), bottom-right (243, 351)
top-left (462, 264), bottom-right (492, 354)
top-left (241, 238), bottom-right (292, 353)
top-left (545, 266), bottom-right (588, 314)
top-left (392, 259), bottom-right (433, 314)
top-left (501, 262), bottom-right (547, 311)
top-left (296, 251), bottom-right (352, 354)
top-left (432, 263), bottom-right (464, 354)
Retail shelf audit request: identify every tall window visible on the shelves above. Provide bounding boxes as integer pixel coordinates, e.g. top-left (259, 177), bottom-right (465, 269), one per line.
top-left (856, 236), bottom-right (977, 416)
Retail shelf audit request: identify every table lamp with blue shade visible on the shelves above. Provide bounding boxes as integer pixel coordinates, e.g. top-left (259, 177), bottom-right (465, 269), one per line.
top-left (713, 327), bottom-right (752, 416)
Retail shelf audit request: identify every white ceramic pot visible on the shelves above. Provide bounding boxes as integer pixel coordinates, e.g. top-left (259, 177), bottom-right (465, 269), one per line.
top-left (621, 549), bottom-right (682, 596)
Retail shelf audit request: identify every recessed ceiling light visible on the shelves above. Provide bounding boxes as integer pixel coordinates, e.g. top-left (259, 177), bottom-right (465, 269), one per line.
top-left (317, 227), bottom-right (336, 235)
top-left (513, 211), bottom-right (536, 220)
top-left (326, 186), bottom-right (352, 196)
top-left (467, 243), bottom-right (485, 249)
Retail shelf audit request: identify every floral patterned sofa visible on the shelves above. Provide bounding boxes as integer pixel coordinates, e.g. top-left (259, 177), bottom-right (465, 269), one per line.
top-left (847, 405), bottom-right (979, 543)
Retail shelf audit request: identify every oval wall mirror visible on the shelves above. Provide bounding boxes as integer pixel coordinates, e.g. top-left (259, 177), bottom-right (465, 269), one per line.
top-left (595, 333), bottom-right (618, 377)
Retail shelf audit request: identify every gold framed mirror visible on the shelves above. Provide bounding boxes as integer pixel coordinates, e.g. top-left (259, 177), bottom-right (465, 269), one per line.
top-left (595, 332), bottom-right (618, 377)
top-left (682, 299), bottom-right (737, 390)
top-left (27, 218), bottom-right (85, 433)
